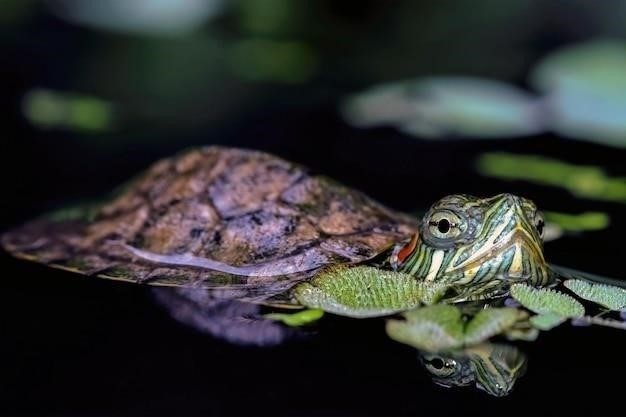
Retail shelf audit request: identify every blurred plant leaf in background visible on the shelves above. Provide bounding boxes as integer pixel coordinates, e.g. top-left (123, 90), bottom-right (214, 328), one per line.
top-left (341, 77), bottom-right (544, 138)
top-left (22, 89), bottom-right (116, 132)
top-left (531, 39), bottom-right (626, 148)
top-left (341, 38), bottom-right (626, 148)
top-left (476, 152), bottom-right (626, 204)
top-left (46, 0), bottom-right (227, 35)
top-left (543, 211), bottom-right (609, 232)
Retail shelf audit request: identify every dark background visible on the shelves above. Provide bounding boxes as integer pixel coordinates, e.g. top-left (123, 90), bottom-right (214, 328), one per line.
top-left (2, 1), bottom-right (626, 416)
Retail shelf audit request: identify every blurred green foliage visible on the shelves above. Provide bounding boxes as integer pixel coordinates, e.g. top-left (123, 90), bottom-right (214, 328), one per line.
top-left (543, 211), bottom-right (609, 232)
top-left (5, 0), bottom-right (626, 204)
top-left (344, 39), bottom-right (626, 148)
top-left (22, 89), bottom-right (115, 132)
top-left (476, 153), bottom-right (626, 203)
top-left (342, 77), bottom-right (542, 138)
top-left (8, 0), bottom-right (626, 139)
top-left (531, 39), bottom-right (626, 147)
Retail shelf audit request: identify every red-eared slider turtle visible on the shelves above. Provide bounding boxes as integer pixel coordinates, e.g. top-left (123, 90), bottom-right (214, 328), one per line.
top-left (2, 146), bottom-right (552, 310)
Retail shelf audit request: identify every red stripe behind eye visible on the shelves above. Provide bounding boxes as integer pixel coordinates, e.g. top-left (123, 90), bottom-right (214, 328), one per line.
top-left (396, 233), bottom-right (418, 264)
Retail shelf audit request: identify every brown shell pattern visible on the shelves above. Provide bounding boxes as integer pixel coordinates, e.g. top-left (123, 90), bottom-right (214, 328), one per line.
top-left (1, 146), bottom-right (417, 300)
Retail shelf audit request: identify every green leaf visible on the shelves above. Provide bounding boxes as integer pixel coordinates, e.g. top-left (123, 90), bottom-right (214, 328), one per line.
top-left (564, 279), bottom-right (626, 311)
top-left (293, 266), bottom-right (448, 318)
top-left (530, 313), bottom-right (567, 330)
top-left (510, 283), bottom-right (585, 318)
top-left (264, 308), bottom-right (325, 327)
top-left (386, 305), bottom-right (465, 352)
top-left (464, 308), bottom-right (528, 346)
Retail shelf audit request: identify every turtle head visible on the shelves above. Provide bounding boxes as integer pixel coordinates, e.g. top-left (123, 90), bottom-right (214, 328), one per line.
top-left (394, 194), bottom-right (551, 299)
top-left (420, 343), bottom-right (527, 397)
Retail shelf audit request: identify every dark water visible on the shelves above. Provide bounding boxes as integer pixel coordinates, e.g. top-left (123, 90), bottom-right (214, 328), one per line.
top-left (2, 95), bottom-right (626, 416)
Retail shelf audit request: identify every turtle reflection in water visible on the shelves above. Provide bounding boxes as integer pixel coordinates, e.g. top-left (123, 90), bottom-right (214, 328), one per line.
top-left (420, 343), bottom-right (526, 397)
top-left (0, 146), bottom-right (609, 394)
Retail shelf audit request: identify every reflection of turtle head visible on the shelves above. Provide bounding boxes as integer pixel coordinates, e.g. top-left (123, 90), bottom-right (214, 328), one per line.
top-left (420, 354), bottom-right (473, 388)
top-left (419, 343), bottom-right (527, 397)
top-left (394, 194), bottom-right (551, 299)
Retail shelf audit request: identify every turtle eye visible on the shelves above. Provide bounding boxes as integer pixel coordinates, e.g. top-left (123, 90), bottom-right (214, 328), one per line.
top-left (427, 211), bottom-right (463, 240)
top-left (423, 356), bottom-right (458, 377)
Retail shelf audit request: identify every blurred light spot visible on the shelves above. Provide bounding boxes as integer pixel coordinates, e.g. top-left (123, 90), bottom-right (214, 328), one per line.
top-left (47, 0), bottom-right (226, 35)
top-left (543, 211), bottom-right (610, 232)
top-left (476, 152), bottom-right (626, 203)
top-left (341, 77), bottom-right (544, 138)
top-left (531, 39), bottom-right (626, 148)
top-left (543, 223), bottom-right (563, 242)
top-left (22, 89), bottom-right (115, 132)
top-left (532, 39), bottom-right (626, 94)
top-left (228, 39), bottom-right (317, 83)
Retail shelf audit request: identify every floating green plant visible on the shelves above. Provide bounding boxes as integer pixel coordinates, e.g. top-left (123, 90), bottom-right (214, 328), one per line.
top-left (529, 313), bottom-right (566, 331)
top-left (564, 279), bottom-right (626, 311)
top-left (293, 266), bottom-right (448, 318)
top-left (386, 305), bottom-right (528, 352)
top-left (510, 283), bottom-right (585, 318)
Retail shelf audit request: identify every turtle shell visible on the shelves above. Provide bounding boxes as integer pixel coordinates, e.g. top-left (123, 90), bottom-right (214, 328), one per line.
top-left (2, 146), bottom-right (418, 302)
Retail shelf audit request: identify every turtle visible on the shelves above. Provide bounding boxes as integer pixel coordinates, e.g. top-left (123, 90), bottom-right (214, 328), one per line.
top-left (6, 145), bottom-right (625, 348)
top-left (1, 146), bottom-right (553, 308)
